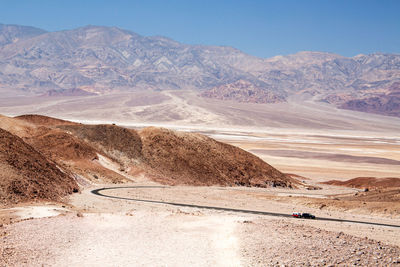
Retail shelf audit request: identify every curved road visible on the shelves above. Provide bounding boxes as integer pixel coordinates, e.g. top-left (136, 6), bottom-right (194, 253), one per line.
top-left (91, 186), bottom-right (400, 229)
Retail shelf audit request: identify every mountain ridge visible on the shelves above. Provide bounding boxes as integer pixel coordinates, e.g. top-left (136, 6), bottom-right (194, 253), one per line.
top-left (0, 23), bottom-right (47, 46)
top-left (0, 23), bottom-right (399, 117)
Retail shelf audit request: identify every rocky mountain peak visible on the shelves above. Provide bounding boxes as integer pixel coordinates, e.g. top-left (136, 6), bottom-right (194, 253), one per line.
top-left (0, 23), bottom-right (46, 46)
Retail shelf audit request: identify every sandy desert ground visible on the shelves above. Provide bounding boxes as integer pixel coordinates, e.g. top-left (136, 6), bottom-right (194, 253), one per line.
top-left (1, 181), bottom-right (400, 266)
top-left (1, 92), bottom-right (400, 266)
top-left (214, 131), bottom-right (400, 181)
top-left (1, 90), bottom-right (400, 132)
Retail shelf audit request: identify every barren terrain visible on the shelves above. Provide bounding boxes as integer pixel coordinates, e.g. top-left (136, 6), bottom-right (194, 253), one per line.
top-left (1, 90), bottom-right (399, 182)
top-left (1, 111), bottom-right (400, 266)
top-left (1, 24), bottom-right (400, 118)
top-left (1, 90), bottom-right (400, 132)
top-left (1, 182), bottom-right (400, 266)
top-left (1, 22), bottom-right (400, 267)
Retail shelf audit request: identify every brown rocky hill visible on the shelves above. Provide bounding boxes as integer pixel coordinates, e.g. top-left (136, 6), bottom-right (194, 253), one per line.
top-left (9, 115), bottom-right (130, 184)
top-left (60, 123), bottom-right (296, 187)
top-left (16, 114), bottom-right (79, 126)
top-left (323, 177), bottom-right (400, 189)
top-left (139, 127), bottom-right (296, 187)
top-left (0, 114), bottom-right (38, 138)
top-left (1, 113), bottom-right (297, 205)
top-left (58, 124), bottom-right (143, 165)
top-left (59, 121), bottom-right (296, 187)
top-left (27, 128), bottom-right (130, 184)
top-left (0, 128), bottom-right (78, 206)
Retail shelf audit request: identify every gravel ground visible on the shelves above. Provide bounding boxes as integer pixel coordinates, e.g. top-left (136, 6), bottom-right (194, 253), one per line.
top-left (1, 209), bottom-right (400, 267)
top-left (0, 210), bottom-right (244, 267)
top-left (239, 218), bottom-right (400, 266)
top-left (1, 184), bottom-right (400, 266)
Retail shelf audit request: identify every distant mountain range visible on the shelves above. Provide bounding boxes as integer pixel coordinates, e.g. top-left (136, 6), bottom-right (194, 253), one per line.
top-left (0, 23), bottom-right (399, 117)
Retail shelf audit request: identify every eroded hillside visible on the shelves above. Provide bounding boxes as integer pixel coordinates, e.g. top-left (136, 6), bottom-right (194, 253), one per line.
top-left (0, 128), bottom-right (78, 205)
top-left (0, 114), bottom-right (297, 206)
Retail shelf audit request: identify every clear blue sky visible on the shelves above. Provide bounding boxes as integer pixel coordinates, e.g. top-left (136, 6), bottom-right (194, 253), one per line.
top-left (1, 0), bottom-right (399, 58)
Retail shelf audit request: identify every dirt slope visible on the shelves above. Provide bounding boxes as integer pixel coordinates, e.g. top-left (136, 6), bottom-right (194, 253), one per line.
top-left (322, 177), bottom-right (400, 189)
top-left (26, 128), bottom-right (129, 184)
top-left (61, 124), bottom-right (296, 187)
top-left (0, 128), bottom-right (78, 205)
top-left (15, 114), bottom-right (79, 126)
top-left (59, 124), bottom-right (143, 166)
top-left (0, 114), bottom-right (37, 138)
top-left (1, 115), bottom-right (128, 184)
top-left (2, 114), bottom-right (297, 190)
top-left (25, 127), bottom-right (98, 161)
top-left (24, 128), bottom-right (129, 183)
top-left (139, 127), bottom-right (296, 187)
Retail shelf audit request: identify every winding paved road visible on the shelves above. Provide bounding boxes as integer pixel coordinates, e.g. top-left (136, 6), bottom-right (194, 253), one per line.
top-left (91, 186), bottom-right (400, 229)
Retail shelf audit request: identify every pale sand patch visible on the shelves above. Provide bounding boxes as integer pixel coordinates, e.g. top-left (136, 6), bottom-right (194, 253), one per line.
top-left (95, 154), bottom-right (145, 183)
top-left (182, 216), bottom-right (242, 266)
top-left (7, 205), bottom-right (69, 220)
top-left (96, 154), bottom-right (121, 173)
top-left (2, 211), bottom-right (244, 267)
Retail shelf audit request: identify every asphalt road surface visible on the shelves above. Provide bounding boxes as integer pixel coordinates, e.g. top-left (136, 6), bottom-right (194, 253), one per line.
top-left (91, 186), bottom-right (400, 229)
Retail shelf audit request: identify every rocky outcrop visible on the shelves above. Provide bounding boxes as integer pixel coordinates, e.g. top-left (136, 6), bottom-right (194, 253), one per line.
top-left (0, 128), bottom-right (78, 205)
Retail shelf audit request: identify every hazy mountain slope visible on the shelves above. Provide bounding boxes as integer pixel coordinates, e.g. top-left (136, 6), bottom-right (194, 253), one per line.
top-left (0, 25), bottom-right (263, 94)
top-left (256, 52), bottom-right (400, 96)
top-left (201, 79), bottom-right (286, 103)
top-left (0, 24), bottom-right (46, 46)
top-left (339, 81), bottom-right (400, 117)
top-left (0, 24), bottom-right (399, 116)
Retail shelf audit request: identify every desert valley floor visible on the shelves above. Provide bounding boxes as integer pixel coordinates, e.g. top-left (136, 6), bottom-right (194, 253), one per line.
top-left (1, 93), bottom-right (400, 266)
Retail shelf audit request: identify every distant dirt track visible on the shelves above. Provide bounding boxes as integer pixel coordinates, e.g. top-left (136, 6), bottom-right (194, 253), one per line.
top-left (91, 186), bottom-right (400, 229)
